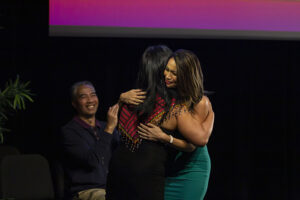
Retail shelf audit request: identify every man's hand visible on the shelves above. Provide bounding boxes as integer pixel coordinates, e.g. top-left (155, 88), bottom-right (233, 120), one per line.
top-left (104, 103), bottom-right (119, 134)
top-left (119, 89), bottom-right (146, 105)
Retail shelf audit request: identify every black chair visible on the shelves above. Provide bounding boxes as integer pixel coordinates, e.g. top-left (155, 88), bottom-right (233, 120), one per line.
top-left (50, 159), bottom-right (65, 200)
top-left (0, 145), bottom-right (21, 197)
top-left (0, 145), bottom-right (20, 161)
top-left (0, 154), bottom-right (55, 200)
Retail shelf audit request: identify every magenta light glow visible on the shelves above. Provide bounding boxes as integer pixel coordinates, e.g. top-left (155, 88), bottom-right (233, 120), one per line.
top-left (49, 0), bottom-right (300, 39)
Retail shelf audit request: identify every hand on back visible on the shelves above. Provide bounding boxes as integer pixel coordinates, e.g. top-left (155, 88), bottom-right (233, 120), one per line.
top-left (120, 89), bottom-right (146, 105)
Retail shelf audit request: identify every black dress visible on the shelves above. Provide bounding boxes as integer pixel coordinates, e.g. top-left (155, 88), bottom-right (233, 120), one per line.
top-left (106, 139), bottom-right (168, 200)
top-left (106, 95), bottom-right (177, 200)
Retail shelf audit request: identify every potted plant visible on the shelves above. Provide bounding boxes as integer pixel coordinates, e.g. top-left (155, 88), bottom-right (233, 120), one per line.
top-left (0, 76), bottom-right (34, 143)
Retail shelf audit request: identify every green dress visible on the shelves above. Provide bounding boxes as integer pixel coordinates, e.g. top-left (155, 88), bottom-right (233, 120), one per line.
top-left (164, 145), bottom-right (211, 200)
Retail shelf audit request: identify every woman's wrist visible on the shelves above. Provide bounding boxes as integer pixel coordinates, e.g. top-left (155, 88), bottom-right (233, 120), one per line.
top-left (160, 133), bottom-right (173, 144)
top-left (169, 135), bottom-right (174, 144)
top-left (119, 92), bottom-right (126, 103)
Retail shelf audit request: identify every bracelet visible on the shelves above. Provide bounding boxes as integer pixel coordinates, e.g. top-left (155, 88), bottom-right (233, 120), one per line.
top-left (169, 135), bottom-right (174, 144)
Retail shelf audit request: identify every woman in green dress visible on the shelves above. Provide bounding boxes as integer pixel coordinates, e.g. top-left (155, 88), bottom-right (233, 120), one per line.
top-left (137, 49), bottom-right (214, 200)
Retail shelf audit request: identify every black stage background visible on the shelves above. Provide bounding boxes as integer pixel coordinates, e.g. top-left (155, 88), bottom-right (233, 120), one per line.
top-left (1, 1), bottom-right (300, 199)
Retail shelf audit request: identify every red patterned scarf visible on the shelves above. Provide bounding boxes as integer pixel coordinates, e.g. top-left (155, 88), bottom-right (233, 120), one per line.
top-left (118, 95), bottom-right (175, 152)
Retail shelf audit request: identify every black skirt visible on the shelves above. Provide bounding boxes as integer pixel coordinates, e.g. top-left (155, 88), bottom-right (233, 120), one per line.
top-left (106, 140), bottom-right (168, 200)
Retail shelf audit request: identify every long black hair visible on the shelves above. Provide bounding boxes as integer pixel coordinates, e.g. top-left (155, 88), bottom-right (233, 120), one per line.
top-left (135, 45), bottom-right (173, 122)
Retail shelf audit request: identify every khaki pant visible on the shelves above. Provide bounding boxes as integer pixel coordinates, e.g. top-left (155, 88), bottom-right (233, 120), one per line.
top-left (73, 188), bottom-right (106, 200)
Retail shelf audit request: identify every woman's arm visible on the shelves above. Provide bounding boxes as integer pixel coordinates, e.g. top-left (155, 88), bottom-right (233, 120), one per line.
top-left (118, 89), bottom-right (146, 105)
top-left (177, 96), bottom-right (215, 146)
top-left (138, 123), bottom-right (196, 152)
top-left (120, 90), bottom-right (195, 152)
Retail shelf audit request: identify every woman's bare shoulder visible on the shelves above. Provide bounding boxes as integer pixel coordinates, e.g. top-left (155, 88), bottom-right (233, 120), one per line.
top-left (195, 96), bottom-right (210, 109)
top-left (192, 96), bottom-right (211, 120)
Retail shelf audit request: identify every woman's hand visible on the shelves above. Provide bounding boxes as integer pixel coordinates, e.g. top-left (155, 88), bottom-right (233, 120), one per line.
top-left (138, 123), bottom-right (196, 152)
top-left (138, 123), bottom-right (169, 142)
top-left (119, 89), bottom-right (146, 105)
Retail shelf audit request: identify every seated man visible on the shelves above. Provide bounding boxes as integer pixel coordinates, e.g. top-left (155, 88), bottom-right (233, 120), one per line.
top-left (60, 81), bottom-right (119, 200)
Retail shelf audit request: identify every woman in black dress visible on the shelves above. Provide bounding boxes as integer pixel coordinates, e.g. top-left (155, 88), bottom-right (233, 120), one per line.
top-left (106, 45), bottom-right (174, 200)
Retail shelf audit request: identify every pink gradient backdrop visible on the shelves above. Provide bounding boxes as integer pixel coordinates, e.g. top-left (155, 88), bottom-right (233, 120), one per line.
top-left (49, 0), bottom-right (300, 31)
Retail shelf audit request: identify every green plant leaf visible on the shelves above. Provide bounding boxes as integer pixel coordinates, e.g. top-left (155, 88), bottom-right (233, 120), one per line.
top-left (22, 93), bottom-right (34, 102)
top-left (14, 75), bottom-right (20, 87)
top-left (2, 86), bottom-right (8, 95)
top-left (21, 97), bottom-right (26, 109)
top-left (0, 76), bottom-right (35, 142)
top-left (16, 95), bottom-right (21, 110)
top-left (23, 81), bottom-right (30, 88)
top-left (0, 112), bottom-right (8, 120)
top-left (13, 95), bottom-right (18, 109)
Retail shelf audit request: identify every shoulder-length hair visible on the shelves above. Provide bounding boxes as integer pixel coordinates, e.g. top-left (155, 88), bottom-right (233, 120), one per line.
top-left (172, 49), bottom-right (204, 110)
